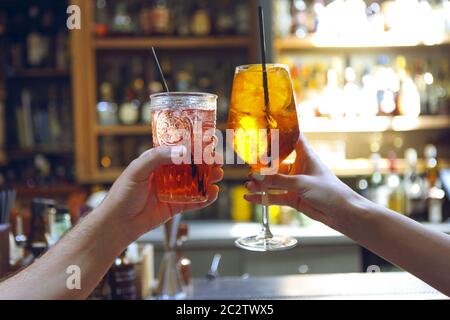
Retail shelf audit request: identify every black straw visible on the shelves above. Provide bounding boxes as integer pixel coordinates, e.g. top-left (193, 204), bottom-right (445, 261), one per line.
top-left (151, 47), bottom-right (170, 93)
top-left (258, 6), bottom-right (269, 108)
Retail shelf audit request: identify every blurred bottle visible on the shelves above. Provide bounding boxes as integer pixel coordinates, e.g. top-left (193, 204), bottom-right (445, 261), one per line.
top-left (386, 152), bottom-right (405, 214)
top-left (360, 67), bottom-right (380, 117)
top-left (235, 1), bottom-right (250, 35)
top-left (424, 144), bottom-right (445, 223)
top-left (215, 0), bottom-right (235, 35)
top-left (27, 6), bottom-right (50, 68)
top-left (176, 223), bottom-right (191, 287)
top-left (342, 63), bottom-right (361, 117)
top-left (374, 56), bottom-right (399, 116)
top-left (139, 0), bottom-right (153, 35)
top-left (191, 0), bottom-right (211, 36)
top-left (368, 153), bottom-right (387, 207)
top-left (396, 56), bottom-right (421, 117)
top-left (403, 148), bottom-right (426, 220)
top-left (150, 0), bottom-right (171, 35)
top-left (231, 185), bottom-right (252, 222)
top-left (111, 2), bottom-right (136, 35)
top-left (29, 198), bottom-right (55, 258)
top-left (97, 82), bottom-right (118, 126)
top-left (95, 0), bottom-right (110, 37)
top-left (109, 250), bottom-right (138, 300)
top-left (174, 0), bottom-right (191, 36)
top-left (291, 0), bottom-right (309, 38)
top-left (100, 136), bottom-right (122, 168)
top-left (274, 0), bottom-right (292, 38)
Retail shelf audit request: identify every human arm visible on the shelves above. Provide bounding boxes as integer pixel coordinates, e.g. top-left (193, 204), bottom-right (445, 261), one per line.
top-left (245, 135), bottom-right (450, 296)
top-left (0, 146), bottom-right (223, 299)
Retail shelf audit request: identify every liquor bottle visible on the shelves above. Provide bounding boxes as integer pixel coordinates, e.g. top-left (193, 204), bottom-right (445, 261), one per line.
top-left (26, 6), bottom-right (50, 68)
top-left (55, 30), bottom-right (69, 71)
top-left (387, 152), bottom-right (405, 214)
top-left (29, 198), bottom-right (55, 258)
top-left (396, 56), bottom-right (421, 117)
top-left (424, 145), bottom-right (445, 223)
top-left (139, 0), bottom-right (153, 35)
top-left (342, 64), bottom-right (361, 117)
top-left (320, 68), bottom-right (343, 118)
top-left (274, 0), bottom-right (292, 38)
top-left (119, 88), bottom-right (140, 126)
top-left (14, 216), bottom-right (27, 260)
top-left (176, 224), bottom-right (191, 286)
top-left (111, 2), bottom-right (136, 35)
top-left (109, 250), bottom-right (138, 300)
top-left (216, 0), bottom-right (235, 35)
top-left (368, 153), bottom-right (386, 206)
top-left (100, 136), bottom-right (122, 168)
top-left (191, 0), bottom-right (211, 36)
top-left (97, 82), bottom-right (119, 126)
top-left (160, 57), bottom-right (174, 90)
top-left (360, 67), bottom-right (380, 117)
top-left (291, 0), bottom-right (309, 38)
top-left (235, 1), bottom-right (250, 35)
top-left (374, 56), bottom-right (399, 116)
top-left (403, 148), bottom-right (426, 220)
top-left (174, 0), bottom-right (192, 36)
top-left (95, 0), bottom-right (110, 37)
top-left (151, 0), bottom-right (171, 35)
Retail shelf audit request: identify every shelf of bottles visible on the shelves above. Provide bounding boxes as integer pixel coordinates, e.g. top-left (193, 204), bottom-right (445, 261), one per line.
top-left (93, 0), bottom-right (253, 173)
top-left (0, 1), bottom-right (75, 189)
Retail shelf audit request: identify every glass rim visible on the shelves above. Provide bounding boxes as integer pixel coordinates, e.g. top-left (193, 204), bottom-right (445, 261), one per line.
top-left (149, 91), bottom-right (218, 100)
top-left (235, 63), bottom-right (289, 72)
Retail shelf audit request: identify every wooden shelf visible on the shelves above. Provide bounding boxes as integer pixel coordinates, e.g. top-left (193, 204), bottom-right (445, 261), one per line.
top-left (6, 69), bottom-right (70, 79)
top-left (275, 34), bottom-right (450, 51)
top-left (300, 116), bottom-right (450, 133)
top-left (96, 125), bottom-right (151, 136)
top-left (94, 36), bottom-right (252, 50)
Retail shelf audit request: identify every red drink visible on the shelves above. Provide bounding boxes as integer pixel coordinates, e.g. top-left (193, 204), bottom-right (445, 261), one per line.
top-left (151, 93), bottom-right (217, 203)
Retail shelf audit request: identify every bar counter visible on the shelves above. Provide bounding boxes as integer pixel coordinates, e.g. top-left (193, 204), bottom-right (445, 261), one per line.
top-left (138, 222), bottom-right (450, 277)
top-left (187, 272), bottom-right (447, 300)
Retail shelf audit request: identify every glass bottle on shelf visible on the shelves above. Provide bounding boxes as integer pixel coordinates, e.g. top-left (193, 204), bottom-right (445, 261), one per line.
top-left (174, 0), bottom-right (191, 36)
top-left (386, 152), bottom-right (405, 214)
top-left (403, 148), bottom-right (426, 220)
top-left (274, 0), bottom-right (292, 38)
top-left (151, 0), bottom-right (171, 35)
top-left (235, 1), bottom-right (250, 35)
top-left (360, 67), bottom-right (380, 117)
top-left (396, 56), bottom-right (421, 117)
top-left (47, 85), bottom-right (62, 146)
top-left (291, 0), bottom-right (309, 38)
top-left (119, 88), bottom-right (140, 125)
top-left (100, 136), bottom-right (122, 168)
top-left (374, 56), bottom-right (399, 116)
top-left (111, 2), bottom-right (136, 35)
top-left (424, 144), bottom-right (445, 223)
top-left (95, 0), bottom-right (110, 37)
top-left (97, 82), bottom-right (118, 126)
top-left (108, 250), bottom-right (138, 300)
top-left (27, 6), bottom-right (50, 68)
top-left (342, 64), bottom-right (361, 117)
top-left (216, 0), bottom-right (235, 35)
top-left (139, 0), bottom-right (153, 35)
top-left (368, 153), bottom-right (387, 207)
top-left (191, 0), bottom-right (212, 36)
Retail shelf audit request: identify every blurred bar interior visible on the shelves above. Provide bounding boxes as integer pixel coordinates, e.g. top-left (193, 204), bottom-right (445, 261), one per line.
top-left (0, 0), bottom-right (449, 299)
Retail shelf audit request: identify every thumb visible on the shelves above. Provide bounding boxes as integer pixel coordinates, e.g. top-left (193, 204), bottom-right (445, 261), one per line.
top-left (124, 146), bottom-right (186, 182)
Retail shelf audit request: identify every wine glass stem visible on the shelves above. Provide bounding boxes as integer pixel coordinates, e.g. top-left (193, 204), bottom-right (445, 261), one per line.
top-left (260, 192), bottom-right (273, 239)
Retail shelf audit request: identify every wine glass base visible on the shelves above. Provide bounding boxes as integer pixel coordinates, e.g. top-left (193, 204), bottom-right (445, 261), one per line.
top-left (235, 235), bottom-right (298, 252)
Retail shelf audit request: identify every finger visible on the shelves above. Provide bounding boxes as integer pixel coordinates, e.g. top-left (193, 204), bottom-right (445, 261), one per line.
top-left (210, 167), bottom-right (224, 183)
top-left (243, 193), bottom-right (293, 207)
top-left (249, 172), bottom-right (313, 192)
top-left (183, 184), bottom-right (219, 212)
top-left (125, 146), bottom-right (186, 182)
